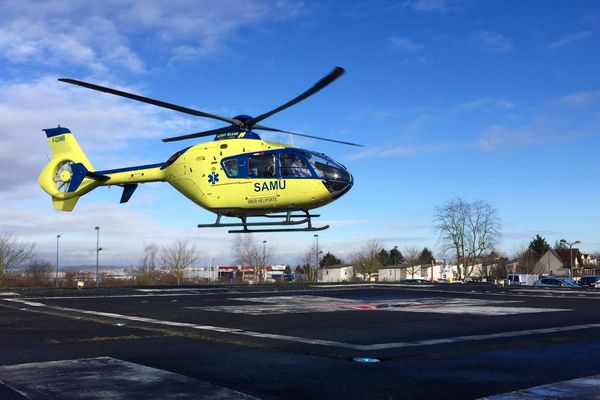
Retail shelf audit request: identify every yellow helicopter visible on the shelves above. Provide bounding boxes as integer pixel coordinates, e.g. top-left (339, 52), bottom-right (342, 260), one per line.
top-left (38, 67), bottom-right (360, 233)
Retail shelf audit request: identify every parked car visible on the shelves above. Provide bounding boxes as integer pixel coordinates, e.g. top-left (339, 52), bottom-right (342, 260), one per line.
top-left (400, 278), bottom-right (430, 284)
top-left (533, 277), bottom-right (579, 288)
top-left (578, 275), bottom-right (600, 287)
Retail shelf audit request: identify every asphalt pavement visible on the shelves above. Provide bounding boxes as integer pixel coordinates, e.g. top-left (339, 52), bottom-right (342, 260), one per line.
top-left (1, 283), bottom-right (600, 399)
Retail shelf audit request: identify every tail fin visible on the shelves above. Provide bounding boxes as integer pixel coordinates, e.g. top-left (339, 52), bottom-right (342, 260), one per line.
top-left (38, 127), bottom-right (101, 211)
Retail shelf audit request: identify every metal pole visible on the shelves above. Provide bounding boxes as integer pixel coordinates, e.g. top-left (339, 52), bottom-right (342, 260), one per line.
top-left (95, 226), bottom-right (100, 287)
top-left (394, 245), bottom-right (398, 266)
top-left (56, 234), bottom-right (60, 288)
top-left (569, 245), bottom-right (573, 279)
top-left (560, 239), bottom-right (580, 279)
top-left (262, 240), bottom-right (266, 283)
top-left (314, 234), bottom-right (319, 282)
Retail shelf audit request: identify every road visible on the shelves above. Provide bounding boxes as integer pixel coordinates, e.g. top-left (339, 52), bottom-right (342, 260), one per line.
top-left (1, 283), bottom-right (600, 399)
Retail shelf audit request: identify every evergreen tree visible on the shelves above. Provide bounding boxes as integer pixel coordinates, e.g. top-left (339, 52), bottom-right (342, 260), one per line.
top-left (389, 247), bottom-right (404, 265)
top-left (320, 252), bottom-right (342, 267)
top-left (418, 247), bottom-right (434, 265)
top-left (528, 235), bottom-right (550, 258)
top-left (377, 249), bottom-right (391, 266)
top-left (554, 240), bottom-right (568, 249)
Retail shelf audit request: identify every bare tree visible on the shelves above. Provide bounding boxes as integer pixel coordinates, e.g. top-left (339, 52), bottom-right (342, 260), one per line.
top-left (302, 243), bottom-right (327, 281)
top-left (231, 235), bottom-right (274, 282)
top-left (464, 200), bottom-right (500, 277)
top-left (135, 243), bottom-right (161, 284)
top-left (351, 239), bottom-right (383, 280)
top-left (434, 198), bottom-right (501, 280)
top-left (515, 248), bottom-right (540, 274)
top-left (141, 243), bottom-right (159, 275)
top-left (24, 259), bottom-right (53, 287)
top-left (0, 233), bottom-right (34, 284)
top-left (403, 246), bottom-right (421, 279)
top-left (160, 239), bottom-right (196, 285)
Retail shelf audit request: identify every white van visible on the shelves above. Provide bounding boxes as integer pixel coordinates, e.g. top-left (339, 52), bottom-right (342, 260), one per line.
top-left (507, 274), bottom-right (538, 286)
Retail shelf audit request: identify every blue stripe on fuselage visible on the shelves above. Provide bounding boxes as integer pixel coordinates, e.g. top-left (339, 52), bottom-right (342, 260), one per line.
top-left (96, 163), bottom-right (164, 175)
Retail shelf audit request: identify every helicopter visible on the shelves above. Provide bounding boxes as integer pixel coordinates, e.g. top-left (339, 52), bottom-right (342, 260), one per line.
top-left (38, 67), bottom-right (360, 233)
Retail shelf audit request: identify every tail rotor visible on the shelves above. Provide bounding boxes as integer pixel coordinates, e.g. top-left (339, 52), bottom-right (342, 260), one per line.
top-left (53, 160), bottom-right (74, 193)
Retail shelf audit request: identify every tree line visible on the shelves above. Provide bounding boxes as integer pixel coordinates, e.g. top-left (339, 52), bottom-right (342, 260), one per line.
top-left (1, 194), bottom-right (595, 287)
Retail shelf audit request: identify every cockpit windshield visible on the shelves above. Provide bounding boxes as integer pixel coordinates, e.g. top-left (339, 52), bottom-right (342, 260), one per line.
top-left (303, 151), bottom-right (351, 182)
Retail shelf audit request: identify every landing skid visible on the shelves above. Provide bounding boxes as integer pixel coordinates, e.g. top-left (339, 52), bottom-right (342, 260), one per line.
top-left (198, 211), bottom-right (329, 233)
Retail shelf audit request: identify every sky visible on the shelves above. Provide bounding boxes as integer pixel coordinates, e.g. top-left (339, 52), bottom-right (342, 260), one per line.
top-left (1, 0), bottom-right (600, 267)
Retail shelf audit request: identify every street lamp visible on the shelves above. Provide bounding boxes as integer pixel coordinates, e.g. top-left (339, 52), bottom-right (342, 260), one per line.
top-left (393, 245), bottom-right (398, 266)
top-left (560, 239), bottom-right (580, 279)
top-left (262, 240), bottom-right (267, 283)
top-left (314, 234), bottom-right (320, 282)
top-left (55, 234), bottom-right (60, 288)
top-left (95, 226), bottom-right (102, 287)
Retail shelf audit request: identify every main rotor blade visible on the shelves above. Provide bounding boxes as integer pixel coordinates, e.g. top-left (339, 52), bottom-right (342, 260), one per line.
top-left (254, 125), bottom-right (363, 147)
top-left (247, 66), bottom-right (345, 127)
top-left (58, 78), bottom-right (241, 127)
top-left (162, 125), bottom-right (239, 142)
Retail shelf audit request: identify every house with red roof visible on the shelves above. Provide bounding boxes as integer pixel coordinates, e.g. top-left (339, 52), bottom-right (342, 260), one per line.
top-left (534, 248), bottom-right (598, 277)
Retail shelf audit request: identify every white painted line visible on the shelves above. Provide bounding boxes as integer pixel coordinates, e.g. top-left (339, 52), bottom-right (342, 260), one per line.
top-left (478, 374), bottom-right (600, 399)
top-left (4, 298), bottom-right (599, 351)
top-left (136, 288), bottom-right (227, 292)
top-left (0, 292), bottom-right (19, 296)
top-left (0, 357), bottom-right (261, 399)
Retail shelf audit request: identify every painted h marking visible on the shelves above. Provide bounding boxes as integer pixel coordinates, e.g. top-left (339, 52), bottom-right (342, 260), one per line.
top-left (5, 298), bottom-right (600, 351)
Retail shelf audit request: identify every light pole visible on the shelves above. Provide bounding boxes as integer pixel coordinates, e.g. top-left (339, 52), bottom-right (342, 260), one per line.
top-left (55, 234), bottom-right (60, 288)
top-left (393, 245), bottom-right (398, 266)
top-left (262, 240), bottom-right (266, 283)
top-left (95, 226), bottom-right (102, 287)
top-left (560, 239), bottom-right (580, 279)
top-left (314, 235), bottom-right (322, 281)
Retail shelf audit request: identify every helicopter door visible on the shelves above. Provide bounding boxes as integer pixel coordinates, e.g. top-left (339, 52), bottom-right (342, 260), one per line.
top-left (247, 153), bottom-right (281, 205)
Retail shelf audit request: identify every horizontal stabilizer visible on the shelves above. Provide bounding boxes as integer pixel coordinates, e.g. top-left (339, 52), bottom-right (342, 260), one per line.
top-left (68, 163), bottom-right (109, 192)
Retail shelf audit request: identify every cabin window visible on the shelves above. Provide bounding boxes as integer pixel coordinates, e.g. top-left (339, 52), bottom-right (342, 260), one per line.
top-left (223, 159), bottom-right (239, 177)
top-left (280, 153), bottom-right (312, 178)
top-left (249, 154), bottom-right (275, 178)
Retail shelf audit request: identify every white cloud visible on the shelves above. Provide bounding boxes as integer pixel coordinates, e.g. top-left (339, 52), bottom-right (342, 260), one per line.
top-left (347, 142), bottom-right (455, 160)
top-left (388, 36), bottom-right (424, 53)
top-left (455, 98), bottom-right (515, 111)
top-left (476, 125), bottom-right (584, 151)
top-left (0, 13), bottom-right (142, 74)
top-left (402, 0), bottom-right (450, 13)
top-left (547, 31), bottom-right (592, 50)
top-left (0, 0), bottom-right (305, 73)
top-left (558, 90), bottom-right (600, 106)
top-left (472, 31), bottom-right (513, 53)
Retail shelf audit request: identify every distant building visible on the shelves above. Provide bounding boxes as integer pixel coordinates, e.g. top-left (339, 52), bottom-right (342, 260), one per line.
top-left (215, 264), bottom-right (287, 283)
top-left (378, 261), bottom-right (458, 282)
top-left (378, 266), bottom-right (407, 282)
top-left (317, 264), bottom-right (353, 283)
top-left (535, 248), bottom-right (598, 277)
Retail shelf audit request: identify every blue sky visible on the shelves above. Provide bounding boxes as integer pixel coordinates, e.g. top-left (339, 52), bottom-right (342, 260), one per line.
top-left (1, 0), bottom-right (599, 267)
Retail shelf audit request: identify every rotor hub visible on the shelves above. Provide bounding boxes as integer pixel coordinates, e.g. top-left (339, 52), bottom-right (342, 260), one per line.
top-left (59, 169), bottom-right (72, 182)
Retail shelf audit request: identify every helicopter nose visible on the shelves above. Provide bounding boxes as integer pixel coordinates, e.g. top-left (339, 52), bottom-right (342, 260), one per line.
top-left (324, 173), bottom-right (353, 199)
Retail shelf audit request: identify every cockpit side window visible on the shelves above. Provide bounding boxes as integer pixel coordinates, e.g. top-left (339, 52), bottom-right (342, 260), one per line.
top-left (223, 159), bottom-right (239, 177)
top-left (249, 154), bottom-right (276, 178)
top-left (280, 153), bottom-right (312, 178)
